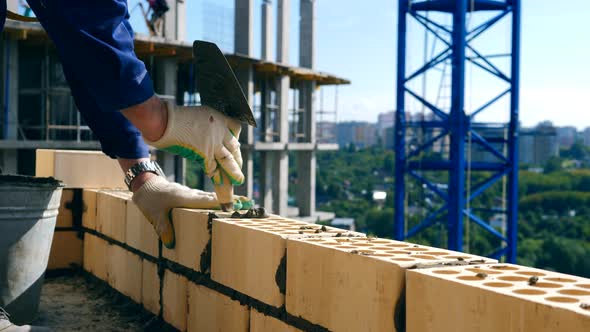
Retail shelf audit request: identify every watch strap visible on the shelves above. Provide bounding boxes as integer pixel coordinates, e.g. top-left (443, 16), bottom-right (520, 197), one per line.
top-left (124, 160), bottom-right (165, 190)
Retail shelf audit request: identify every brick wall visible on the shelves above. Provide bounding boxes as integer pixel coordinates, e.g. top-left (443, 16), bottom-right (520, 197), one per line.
top-left (42, 150), bottom-right (590, 331)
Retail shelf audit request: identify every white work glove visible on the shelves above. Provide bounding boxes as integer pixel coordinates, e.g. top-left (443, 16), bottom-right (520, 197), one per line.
top-left (145, 101), bottom-right (244, 186)
top-left (132, 176), bottom-right (252, 249)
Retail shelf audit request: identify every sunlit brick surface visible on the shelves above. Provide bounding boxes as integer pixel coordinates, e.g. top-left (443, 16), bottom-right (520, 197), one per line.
top-left (407, 264), bottom-right (590, 332)
top-left (211, 216), bottom-right (365, 307)
top-left (286, 236), bottom-right (496, 332)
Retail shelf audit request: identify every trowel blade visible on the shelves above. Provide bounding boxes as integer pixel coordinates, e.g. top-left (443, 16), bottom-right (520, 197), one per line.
top-left (193, 40), bottom-right (257, 127)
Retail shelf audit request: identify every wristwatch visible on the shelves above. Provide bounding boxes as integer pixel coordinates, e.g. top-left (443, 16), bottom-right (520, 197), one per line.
top-left (124, 160), bottom-right (165, 190)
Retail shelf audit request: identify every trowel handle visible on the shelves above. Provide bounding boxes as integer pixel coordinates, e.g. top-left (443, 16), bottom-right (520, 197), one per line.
top-left (214, 171), bottom-right (234, 211)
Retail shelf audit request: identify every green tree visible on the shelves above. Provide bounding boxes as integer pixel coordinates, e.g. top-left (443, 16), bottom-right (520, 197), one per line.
top-left (544, 157), bottom-right (563, 173)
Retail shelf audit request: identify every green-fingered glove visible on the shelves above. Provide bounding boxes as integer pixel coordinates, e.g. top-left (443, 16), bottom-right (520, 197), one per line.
top-left (132, 176), bottom-right (253, 249)
top-left (145, 101), bottom-right (244, 186)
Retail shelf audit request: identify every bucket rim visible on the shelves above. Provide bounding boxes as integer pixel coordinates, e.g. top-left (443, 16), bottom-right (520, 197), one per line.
top-left (0, 175), bottom-right (64, 189)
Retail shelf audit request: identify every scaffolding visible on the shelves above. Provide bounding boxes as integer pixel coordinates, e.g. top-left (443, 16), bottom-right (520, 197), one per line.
top-left (16, 44), bottom-right (92, 142)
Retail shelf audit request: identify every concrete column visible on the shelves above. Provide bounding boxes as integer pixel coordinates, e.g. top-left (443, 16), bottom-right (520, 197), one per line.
top-left (176, 0), bottom-right (186, 41)
top-left (163, 0), bottom-right (176, 39)
top-left (296, 80), bottom-right (316, 217)
top-left (235, 0), bottom-right (254, 55)
top-left (6, 0), bottom-right (18, 11)
top-left (259, 79), bottom-right (274, 210)
top-left (233, 0), bottom-right (254, 197)
top-left (276, 0), bottom-right (290, 63)
top-left (154, 58), bottom-right (177, 97)
top-left (299, 0), bottom-right (316, 69)
top-left (296, 0), bottom-right (317, 217)
top-left (234, 68), bottom-right (255, 198)
top-left (261, 0), bottom-right (273, 61)
top-left (273, 75), bottom-right (290, 215)
top-left (0, 34), bottom-right (19, 174)
top-left (296, 150), bottom-right (315, 216)
top-left (260, 153), bottom-right (274, 210)
top-left (163, 0), bottom-right (185, 40)
top-left (3, 39), bottom-right (18, 140)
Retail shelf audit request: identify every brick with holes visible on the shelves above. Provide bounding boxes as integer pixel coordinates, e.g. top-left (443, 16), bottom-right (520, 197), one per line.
top-left (286, 237), bottom-right (496, 332)
top-left (406, 264), bottom-right (590, 332)
top-left (211, 216), bottom-right (364, 307)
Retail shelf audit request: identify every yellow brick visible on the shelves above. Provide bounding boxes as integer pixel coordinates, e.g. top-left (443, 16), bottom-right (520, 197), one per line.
top-left (107, 245), bottom-right (143, 303)
top-left (250, 309), bottom-right (301, 332)
top-left (56, 189), bottom-right (74, 228)
top-left (163, 209), bottom-right (219, 272)
top-left (82, 234), bottom-right (109, 281)
top-left (187, 283), bottom-right (249, 332)
top-left (211, 217), bottom-right (363, 307)
top-left (142, 260), bottom-right (161, 315)
top-left (406, 264), bottom-right (590, 332)
top-left (82, 189), bottom-right (98, 230)
top-left (163, 271), bottom-right (188, 331)
top-left (96, 190), bottom-right (130, 242)
top-left (36, 149), bottom-right (126, 188)
top-left (126, 201), bottom-right (159, 258)
top-left (286, 237), bottom-right (496, 332)
top-left (47, 231), bottom-right (83, 270)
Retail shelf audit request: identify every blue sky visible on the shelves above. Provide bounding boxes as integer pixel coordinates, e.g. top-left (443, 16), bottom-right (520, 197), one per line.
top-left (128, 0), bottom-right (590, 129)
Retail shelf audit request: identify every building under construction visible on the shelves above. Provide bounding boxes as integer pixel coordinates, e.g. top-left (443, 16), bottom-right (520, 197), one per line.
top-left (0, 0), bottom-right (349, 220)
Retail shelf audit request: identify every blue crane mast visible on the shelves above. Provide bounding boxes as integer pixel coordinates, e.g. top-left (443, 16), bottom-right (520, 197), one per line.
top-left (394, 0), bottom-right (521, 262)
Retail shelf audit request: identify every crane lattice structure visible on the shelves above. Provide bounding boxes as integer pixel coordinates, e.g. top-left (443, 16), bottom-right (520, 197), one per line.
top-left (394, 0), bottom-right (521, 262)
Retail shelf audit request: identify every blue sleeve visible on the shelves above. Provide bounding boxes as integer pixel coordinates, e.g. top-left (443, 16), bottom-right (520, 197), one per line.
top-left (24, 0), bottom-right (152, 159)
top-left (27, 0), bottom-right (155, 111)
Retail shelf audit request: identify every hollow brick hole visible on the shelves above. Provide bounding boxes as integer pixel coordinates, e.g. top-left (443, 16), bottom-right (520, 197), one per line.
top-left (545, 296), bottom-right (579, 303)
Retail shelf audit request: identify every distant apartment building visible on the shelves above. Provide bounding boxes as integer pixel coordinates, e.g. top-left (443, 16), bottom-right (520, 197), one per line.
top-left (556, 126), bottom-right (577, 148)
top-left (383, 127), bottom-right (395, 150)
top-left (519, 122), bottom-right (559, 165)
top-left (582, 127), bottom-right (590, 146)
top-left (470, 126), bottom-right (507, 163)
top-left (317, 121), bottom-right (337, 144)
top-left (377, 111), bottom-right (395, 140)
top-left (336, 121), bottom-right (377, 148)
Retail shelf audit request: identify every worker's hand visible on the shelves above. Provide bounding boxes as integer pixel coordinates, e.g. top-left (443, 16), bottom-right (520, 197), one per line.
top-left (132, 175), bottom-right (252, 249)
top-left (145, 102), bottom-right (244, 186)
